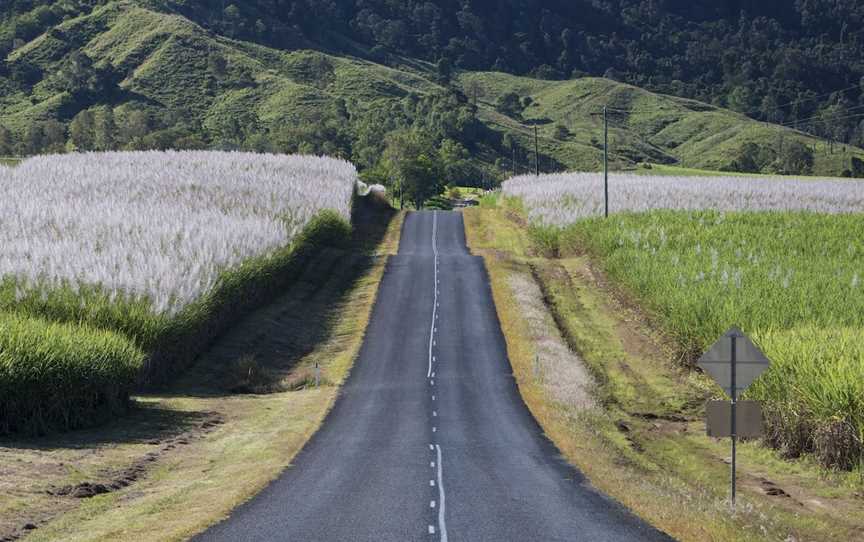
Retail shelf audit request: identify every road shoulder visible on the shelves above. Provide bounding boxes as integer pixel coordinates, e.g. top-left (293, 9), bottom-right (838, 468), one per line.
top-left (1, 208), bottom-right (404, 542)
top-left (463, 204), bottom-right (864, 542)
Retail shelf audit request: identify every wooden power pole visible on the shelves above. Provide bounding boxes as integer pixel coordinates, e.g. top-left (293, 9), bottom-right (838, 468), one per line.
top-left (534, 126), bottom-right (540, 176)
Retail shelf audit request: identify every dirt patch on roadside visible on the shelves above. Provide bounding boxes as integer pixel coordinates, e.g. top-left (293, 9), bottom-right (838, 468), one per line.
top-left (1, 412), bottom-right (225, 541)
top-left (568, 258), bottom-right (683, 369)
top-left (48, 413), bottom-right (224, 500)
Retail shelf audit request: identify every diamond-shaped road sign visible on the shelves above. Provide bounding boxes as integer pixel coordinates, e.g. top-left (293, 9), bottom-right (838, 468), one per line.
top-left (697, 327), bottom-right (770, 397)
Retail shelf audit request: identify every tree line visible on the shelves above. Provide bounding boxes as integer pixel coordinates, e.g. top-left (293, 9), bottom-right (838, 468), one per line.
top-left (3, 1), bottom-right (864, 150)
top-left (146, 0), bottom-right (864, 149)
top-left (0, 46), bottom-right (514, 206)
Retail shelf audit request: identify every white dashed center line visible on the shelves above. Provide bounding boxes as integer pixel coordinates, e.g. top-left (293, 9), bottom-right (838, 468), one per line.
top-left (425, 212), bottom-right (447, 540)
top-left (427, 212), bottom-right (438, 379)
top-left (435, 444), bottom-right (448, 541)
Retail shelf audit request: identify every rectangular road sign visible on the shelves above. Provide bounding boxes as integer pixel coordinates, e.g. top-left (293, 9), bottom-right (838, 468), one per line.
top-left (697, 327), bottom-right (772, 508)
top-left (706, 400), bottom-right (763, 438)
top-left (697, 327), bottom-right (770, 397)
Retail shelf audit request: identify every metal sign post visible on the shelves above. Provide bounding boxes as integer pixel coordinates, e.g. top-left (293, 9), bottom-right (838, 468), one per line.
top-left (730, 333), bottom-right (737, 507)
top-left (697, 327), bottom-right (771, 509)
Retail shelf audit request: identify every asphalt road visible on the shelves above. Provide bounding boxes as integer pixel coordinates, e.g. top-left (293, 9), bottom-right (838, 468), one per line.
top-left (196, 211), bottom-right (672, 542)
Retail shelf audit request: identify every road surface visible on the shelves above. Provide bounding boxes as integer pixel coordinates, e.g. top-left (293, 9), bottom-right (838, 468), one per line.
top-left (196, 211), bottom-right (672, 542)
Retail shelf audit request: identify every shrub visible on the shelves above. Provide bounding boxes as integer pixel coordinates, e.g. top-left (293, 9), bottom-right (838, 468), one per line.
top-left (425, 195), bottom-right (454, 210)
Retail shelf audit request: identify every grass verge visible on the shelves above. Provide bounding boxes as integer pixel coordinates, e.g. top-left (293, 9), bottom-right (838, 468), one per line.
top-left (0, 210), bottom-right (352, 434)
top-left (534, 210), bottom-right (864, 470)
top-left (463, 202), bottom-right (864, 542)
top-left (0, 203), bottom-right (403, 541)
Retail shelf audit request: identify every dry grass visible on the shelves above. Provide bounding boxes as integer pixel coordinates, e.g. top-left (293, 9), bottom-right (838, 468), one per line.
top-left (505, 271), bottom-right (595, 410)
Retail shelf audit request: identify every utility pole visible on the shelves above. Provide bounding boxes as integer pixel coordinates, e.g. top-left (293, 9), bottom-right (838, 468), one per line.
top-left (603, 106), bottom-right (609, 218)
top-left (512, 146), bottom-right (517, 178)
top-left (534, 126), bottom-right (540, 176)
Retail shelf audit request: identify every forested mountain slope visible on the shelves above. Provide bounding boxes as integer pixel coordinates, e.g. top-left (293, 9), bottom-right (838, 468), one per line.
top-left (1, 0), bottom-right (863, 179)
top-left (7, 0), bottom-right (860, 144)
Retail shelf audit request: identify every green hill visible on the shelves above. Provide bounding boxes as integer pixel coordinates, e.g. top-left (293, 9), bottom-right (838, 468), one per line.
top-left (1, 1), bottom-right (863, 179)
top-left (460, 72), bottom-right (864, 177)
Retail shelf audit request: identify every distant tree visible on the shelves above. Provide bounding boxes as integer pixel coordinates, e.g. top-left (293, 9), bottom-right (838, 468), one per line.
top-left (851, 157), bottom-right (864, 178)
top-left (496, 92), bottom-right (523, 118)
top-left (118, 109), bottom-right (151, 145)
top-left (48, 51), bottom-right (116, 106)
top-left (173, 134), bottom-right (209, 150)
top-left (243, 132), bottom-right (274, 153)
top-left (530, 64), bottom-right (559, 80)
top-left (222, 5), bottom-right (243, 38)
top-left (21, 123), bottom-right (45, 155)
top-left (733, 142), bottom-right (763, 172)
top-left (727, 86), bottom-right (755, 113)
top-left (269, 108), bottom-right (351, 159)
top-left (7, 58), bottom-right (41, 86)
top-left (403, 152), bottom-right (444, 207)
top-left (819, 103), bottom-right (850, 151)
top-left (760, 95), bottom-right (784, 124)
top-left (291, 54), bottom-right (335, 89)
top-left (93, 108), bottom-right (117, 151)
top-left (208, 108), bottom-right (260, 149)
top-left (42, 120), bottom-right (66, 154)
top-left (854, 120), bottom-right (864, 148)
top-left (553, 124), bottom-right (571, 140)
top-left (502, 133), bottom-right (516, 151)
top-left (208, 51), bottom-right (228, 78)
top-left (464, 79), bottom-right (485, 106)
top-left (731, 141), bottom-right (780, 173)
top-left (437, 57), bottom-right (452, 85)
top-left (69, 109), bottom-right (96, 151)
top-left (382, 129), bottom-right (443, 208)
top-left (438, 138), bottom-right (474, 186)
top-left (254, 19), bottom-right (267, 38)
top-left (0, 125), bottom-right (13, 156)
top-left (778, 140), bottom-right (814, 175)
top-left (438, 137), bottom-right (465, 161)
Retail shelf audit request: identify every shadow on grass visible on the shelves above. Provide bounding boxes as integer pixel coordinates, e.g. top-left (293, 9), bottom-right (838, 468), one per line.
top-left (4, 197), bottom-right (396, 446)
top-left (0, 402), bottom-right (215, 450)
top-left (169, 197), bottom-right (396, 398)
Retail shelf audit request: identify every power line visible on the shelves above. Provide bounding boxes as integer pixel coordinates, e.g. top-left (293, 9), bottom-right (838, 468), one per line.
top-left (602, 82), bottom-right (863, 119)
top-left (746, 83), bottom-right (862, 117)
top-left (600, 102), bottom-right (864, 133)
top-left (777, 105), bottom-right (864, 128)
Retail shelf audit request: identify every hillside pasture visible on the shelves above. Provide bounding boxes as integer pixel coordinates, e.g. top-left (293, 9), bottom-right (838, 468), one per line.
top-left (0, 151), bottom-right (356, 433)
top-left (503, 173), bottom-right (864, 469)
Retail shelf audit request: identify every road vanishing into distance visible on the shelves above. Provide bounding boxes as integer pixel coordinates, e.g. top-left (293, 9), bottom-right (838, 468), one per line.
top-left (196, 211), bottom-right (672, 542)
